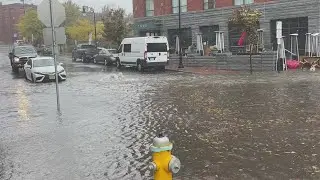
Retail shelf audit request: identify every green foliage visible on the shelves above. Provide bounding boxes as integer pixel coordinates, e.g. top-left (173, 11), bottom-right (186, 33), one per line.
top-left (64, 0), bottom-right (81, 26)
top-left (65, 18), bottom-right (104, 41)
top-left (16, 9), bottom-right (45, 43)
top-left (229, 6), bottom-right (262, 45)
top-left (102, 8), bottom-right (127, 45)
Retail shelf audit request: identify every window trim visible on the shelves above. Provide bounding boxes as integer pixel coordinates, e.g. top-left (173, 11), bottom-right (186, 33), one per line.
top-left (145, 0), bottom-right (154, 17)
top-left (234, 0), bottom-right (254, 6)
top-left (204, 0), bottom-right (216, 10)
top-left (172, 0), bottom-right (187, 14)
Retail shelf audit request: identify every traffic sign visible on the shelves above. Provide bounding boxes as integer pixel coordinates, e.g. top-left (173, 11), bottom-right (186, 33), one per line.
top-left (37, 0), bottom-right (66, 27)
top-left (43, 27), bottom-right (66, 45)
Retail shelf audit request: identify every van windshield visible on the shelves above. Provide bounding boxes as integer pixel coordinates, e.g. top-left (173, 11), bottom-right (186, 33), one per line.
top-left (147, 43), bottom-right (167, 52)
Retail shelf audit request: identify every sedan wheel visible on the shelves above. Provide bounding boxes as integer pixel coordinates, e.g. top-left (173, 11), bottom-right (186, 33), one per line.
top-left (137, 62), bottom-right (144, 72)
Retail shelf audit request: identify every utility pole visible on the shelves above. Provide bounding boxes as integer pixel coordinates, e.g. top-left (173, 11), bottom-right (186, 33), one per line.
top-left (178, 0), bottom-right (184, 68)
top-left (21, 0), bottom-right (25, 15)
top-left (83, 6), bottom-right (97, 47)
top-left (93, 10), bottom-right (97, 47)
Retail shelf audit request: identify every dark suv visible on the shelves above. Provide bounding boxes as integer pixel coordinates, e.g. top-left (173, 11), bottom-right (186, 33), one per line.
top-left (72, 44), bottom-right (99, 63)
top-left (8, 45), bottom-right (38, 73)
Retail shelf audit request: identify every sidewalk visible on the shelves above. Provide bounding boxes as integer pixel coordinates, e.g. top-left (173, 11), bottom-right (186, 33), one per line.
top-left (166, 65), bottom-right (239, 75)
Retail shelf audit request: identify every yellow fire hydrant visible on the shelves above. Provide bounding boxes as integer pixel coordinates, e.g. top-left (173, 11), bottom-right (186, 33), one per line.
top-left (149, 133), bottom-right (181, 180)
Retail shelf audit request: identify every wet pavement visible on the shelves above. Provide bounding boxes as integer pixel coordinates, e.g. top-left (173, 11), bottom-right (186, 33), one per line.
top-left (0, 44), bottom-right (320, 180)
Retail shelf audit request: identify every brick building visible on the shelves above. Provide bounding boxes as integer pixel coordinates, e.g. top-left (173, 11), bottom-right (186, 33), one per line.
top-left (132, 0), bottom-right (320, 53)
top-left (0, 3), bottom-right (36, 43)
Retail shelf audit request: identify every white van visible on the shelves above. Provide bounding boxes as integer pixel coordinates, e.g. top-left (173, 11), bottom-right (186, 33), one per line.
top-left (115, 36), bottom-right (169, 71)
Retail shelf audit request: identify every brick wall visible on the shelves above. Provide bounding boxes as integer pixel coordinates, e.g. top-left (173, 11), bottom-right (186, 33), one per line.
top-left (0, 3), bottom-right (36, 43)
top-left (133, 0), bottom-right (275, 18)
top-left (154, 0), bottom-right (172, 16)
top-left (133, 0), bottom-right (146, 18)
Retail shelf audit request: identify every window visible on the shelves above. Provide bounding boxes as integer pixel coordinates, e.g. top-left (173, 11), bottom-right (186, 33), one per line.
top-left (145, 0), bottom-right (154, 17)
top-left (234, 0), bottom-right (253, 5)
top-left (204, 0), bottom-right (215, 10)
top-left (147, 43), bottom-right (168, 52)
top-left (172, 0), bottom-right (187, 14)
top-left (123, 44), bottom-right (131, 52)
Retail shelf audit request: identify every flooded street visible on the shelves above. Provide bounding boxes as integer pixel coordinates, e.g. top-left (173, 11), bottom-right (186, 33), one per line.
top-left (0, 44), bottom-right (320, 180)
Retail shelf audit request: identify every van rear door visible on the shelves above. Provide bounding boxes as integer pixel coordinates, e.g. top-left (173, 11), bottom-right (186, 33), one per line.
top-left (146, 43), bottom-right (168, 63)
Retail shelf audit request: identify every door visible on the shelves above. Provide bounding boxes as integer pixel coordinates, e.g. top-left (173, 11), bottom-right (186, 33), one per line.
top-left (146, 43), bottom-right (168, 63)
top-left (118, 44), bottom-right (124, 62)
top-left (95, 49), bottom-right (103, 63)
top-left (123, 44), bottom-right (133, 65)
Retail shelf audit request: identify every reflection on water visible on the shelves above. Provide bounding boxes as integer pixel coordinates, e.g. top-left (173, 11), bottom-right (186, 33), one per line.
top-left (16, 82), bottom-right (30, 121)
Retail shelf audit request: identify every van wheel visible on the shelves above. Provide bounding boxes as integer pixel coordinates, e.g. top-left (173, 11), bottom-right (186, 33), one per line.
top-left (116, 59), bottom-right (122, 69)
top-left (137, 61), bottom-right (144, 72)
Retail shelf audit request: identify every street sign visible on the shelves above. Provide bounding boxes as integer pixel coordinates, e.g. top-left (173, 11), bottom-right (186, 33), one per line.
top-left (43, 27), bottom-right (66, 45)
top-left (37, 0), bottom-right (66, 27)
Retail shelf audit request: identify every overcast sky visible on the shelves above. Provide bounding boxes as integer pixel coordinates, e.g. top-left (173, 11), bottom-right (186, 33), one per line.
top-left (1, 0), bottom-right (133, 13)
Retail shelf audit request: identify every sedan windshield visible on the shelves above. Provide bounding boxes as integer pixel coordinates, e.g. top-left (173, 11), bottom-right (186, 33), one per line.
top-left (33, 59), bottom-right (55, 67)
top-left (15, 46), bottom-right (36, 55)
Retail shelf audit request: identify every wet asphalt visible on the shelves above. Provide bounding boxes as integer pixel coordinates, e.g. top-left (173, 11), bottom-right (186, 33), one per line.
top-left (0, 45), bottom-right (320, 180)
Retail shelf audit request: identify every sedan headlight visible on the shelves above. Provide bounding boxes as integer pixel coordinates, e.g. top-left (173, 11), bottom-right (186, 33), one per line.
top-left (14, 57), bottom-right (19, 62)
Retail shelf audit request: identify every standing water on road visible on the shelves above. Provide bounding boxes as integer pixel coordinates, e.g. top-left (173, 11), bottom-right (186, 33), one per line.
top-left (0, 45), bottom-right (320, 179)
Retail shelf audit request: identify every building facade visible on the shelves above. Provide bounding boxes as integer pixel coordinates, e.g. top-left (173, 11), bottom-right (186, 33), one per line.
top-left (0, 3), bottom-right (36, 43)
top-left (132, 0), bottom-right (320, 53)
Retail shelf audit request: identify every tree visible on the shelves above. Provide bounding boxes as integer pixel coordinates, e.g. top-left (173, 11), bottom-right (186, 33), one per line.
top-left (229, 6), bottom-right (262, 74)
top-left (102, 8), bottom-right (127, 45)
top-left (16, 9), bottom-right (44, 44)
top-left (65, 18), bottom-right (104, 41)
top-left (64, 0), bottom-right (81, 27)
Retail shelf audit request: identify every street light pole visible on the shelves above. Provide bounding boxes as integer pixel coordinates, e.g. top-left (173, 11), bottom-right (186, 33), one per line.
top-left (93, 9), bottom-right (97, 47)
top-left (178, 0), bottom-right (184, 68)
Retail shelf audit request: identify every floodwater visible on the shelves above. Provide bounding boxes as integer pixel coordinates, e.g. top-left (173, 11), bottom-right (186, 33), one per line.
top-left (0, 45), bottom-right (319, 180)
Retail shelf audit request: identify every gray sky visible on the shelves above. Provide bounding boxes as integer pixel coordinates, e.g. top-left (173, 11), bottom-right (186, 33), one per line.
top-left (1, 0), bottom-right (133, 13)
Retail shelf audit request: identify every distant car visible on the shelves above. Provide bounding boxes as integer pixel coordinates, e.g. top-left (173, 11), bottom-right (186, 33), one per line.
top-left (8, 45), bottom-right (38, 73)
top-left (24, 57), bottom-right (66, 83)
top-left (72, 44), bottom-right (99, 63)
top-left (93, 48), bottom-right (117, 65)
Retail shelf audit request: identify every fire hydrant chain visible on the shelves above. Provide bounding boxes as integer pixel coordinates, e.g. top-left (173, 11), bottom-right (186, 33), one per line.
top-left (149, 134), bottom-right (181, 180)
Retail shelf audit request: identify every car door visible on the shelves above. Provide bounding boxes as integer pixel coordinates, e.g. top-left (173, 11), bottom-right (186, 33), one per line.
top-left (97, 49), bottom-right (105, 63)
top-left (117, 44), bottom-right (124, 62)
top-left (123, 44), bottom-right (132, 65)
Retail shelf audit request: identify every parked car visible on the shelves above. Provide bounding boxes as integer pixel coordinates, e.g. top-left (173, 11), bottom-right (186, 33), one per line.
top-left (24, 57), bottom-right (66, 83)
top-left (93, 48), bottom-right (117, 65)
top-left (8, 45), bottom-right (38, 73)
top-left (116, 36), bottom-right (169, 72)
top-left (39, 45), bottom-right (53, 56)
top-left (72, 44), bottom-right (99, 63)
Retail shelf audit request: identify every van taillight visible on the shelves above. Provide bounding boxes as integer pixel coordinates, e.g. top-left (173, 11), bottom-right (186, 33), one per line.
top-left (144, 51), bottom-right (147, 60)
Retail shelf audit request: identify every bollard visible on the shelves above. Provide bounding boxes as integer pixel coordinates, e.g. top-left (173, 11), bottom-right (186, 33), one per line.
top-left (149, 133), bottom-right (181, 180)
